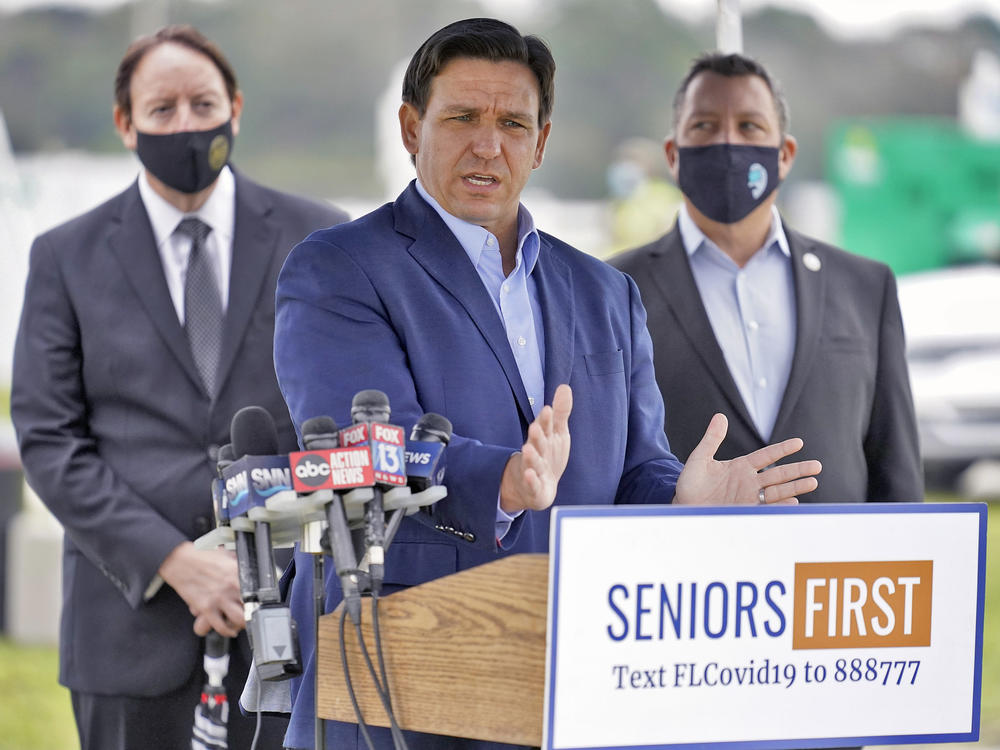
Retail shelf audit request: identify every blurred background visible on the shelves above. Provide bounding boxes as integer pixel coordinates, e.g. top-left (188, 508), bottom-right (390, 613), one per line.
top-left (1, 0), bottom-right (999, 747)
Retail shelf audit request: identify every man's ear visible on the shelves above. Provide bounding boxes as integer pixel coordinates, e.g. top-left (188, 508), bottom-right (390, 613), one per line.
top-left (229, 90), bottom-right (245, 137)
top-left (113, 104), bottom-right (136, 151)
top-left (778, 134), bottom-right (797, 181)
top-left (664, 136), bottom-right (680, 181)
top-left (533, 120), bottom-right (552, 169)
top-left (399, 102), bottom-right (421, 156)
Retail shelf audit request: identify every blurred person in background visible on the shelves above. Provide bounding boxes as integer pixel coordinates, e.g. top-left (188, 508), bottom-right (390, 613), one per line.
top-left (10, 24), bottom-right (345, 750)
top-left (612, 52), bottom-right (922, 504)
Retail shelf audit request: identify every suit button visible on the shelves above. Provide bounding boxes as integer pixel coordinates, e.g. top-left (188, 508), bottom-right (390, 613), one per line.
top-left (207, 444), bottom-right (221, 462)
top-left (193, 515), bottom-right (212, 536)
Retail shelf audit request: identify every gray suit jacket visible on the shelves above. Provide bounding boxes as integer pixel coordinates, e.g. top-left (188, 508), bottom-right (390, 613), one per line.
top-left (610, 222), bottom-right (923, 503)
top-left (11, 171), bottom-right (346, 696)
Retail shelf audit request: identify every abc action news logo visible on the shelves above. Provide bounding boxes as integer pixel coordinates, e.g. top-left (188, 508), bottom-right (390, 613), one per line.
top-left (290, 422), bottom-right (407, 491)
top-left (607, 560), bottom-right (932, 649)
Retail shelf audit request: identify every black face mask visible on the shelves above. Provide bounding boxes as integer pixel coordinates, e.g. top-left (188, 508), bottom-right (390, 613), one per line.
top-left (135, 120), bottom-right (233, 194)
top-left (677, 143), bottom-right (780, 224)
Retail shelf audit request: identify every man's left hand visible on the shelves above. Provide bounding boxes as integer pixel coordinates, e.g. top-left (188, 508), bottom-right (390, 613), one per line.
top-left (675, 413), bottom-right (822, 506)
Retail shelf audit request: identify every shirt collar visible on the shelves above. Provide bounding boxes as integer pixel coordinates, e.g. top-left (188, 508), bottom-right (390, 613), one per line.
top-left (137, 165), bottom-right (236, 247)
top-left (414, 179), bottom-right (540, 275)
top-left (677, 202), bottom-right (790, 261)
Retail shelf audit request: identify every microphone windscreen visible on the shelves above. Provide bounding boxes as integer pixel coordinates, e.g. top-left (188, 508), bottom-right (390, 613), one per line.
top-left (231, 406), bottom-right (279, 458)
top-left (351, 389), bottom-right (391, 424)
top-left (410, 412), bottom-right (453, 444)
top-left (302, 415), bottom-right (339, 450)
top-left (218, 443), bottom-right (235, 462)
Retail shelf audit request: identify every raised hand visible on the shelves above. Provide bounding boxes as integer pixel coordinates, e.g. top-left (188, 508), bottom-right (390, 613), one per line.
top-left (500, 384), bottom-right (573, 513)
top-left (675, 413), bottom-right (822, 506)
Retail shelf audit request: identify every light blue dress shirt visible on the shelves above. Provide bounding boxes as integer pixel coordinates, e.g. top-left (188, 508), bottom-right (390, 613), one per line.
top-left (677, 204), bottom-right (796, 441)
top-left (415, 180), bottom-right (545, 538)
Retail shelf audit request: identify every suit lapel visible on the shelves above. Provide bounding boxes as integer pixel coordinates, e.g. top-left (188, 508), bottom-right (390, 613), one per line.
top-left (772, 227), bottom-right (824, 436)
top-left (395, 186), bottom-right (534, 424)
top-left (107, 183), bottom-right (205, 393)
top-left (533, 237), bottom-right (574, 404)
top-left (647, 228), bottom-right (761, 440)
top-left (215, 174), bottom-right (276, 395)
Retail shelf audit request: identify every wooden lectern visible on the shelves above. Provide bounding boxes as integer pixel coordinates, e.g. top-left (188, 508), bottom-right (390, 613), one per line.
top-left (316, 554), bottom-right (548, 746)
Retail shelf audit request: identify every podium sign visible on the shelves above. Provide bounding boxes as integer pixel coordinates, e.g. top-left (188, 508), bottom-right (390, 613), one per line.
top-left (543, 503), bottom-right (986, 750)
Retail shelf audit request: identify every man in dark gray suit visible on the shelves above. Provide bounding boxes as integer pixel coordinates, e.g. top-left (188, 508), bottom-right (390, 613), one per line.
top-left (612, 52), bottom-right (922, 503)
top-left (10, 25), bottom-right (346, 749)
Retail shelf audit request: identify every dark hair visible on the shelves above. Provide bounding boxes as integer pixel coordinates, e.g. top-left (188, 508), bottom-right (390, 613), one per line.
top-left (672, 52), bottom-right (789, 136)
top-left (114, 25), bottom-right (239, 121)
top-left (402, 18), bottom-right (555, 126)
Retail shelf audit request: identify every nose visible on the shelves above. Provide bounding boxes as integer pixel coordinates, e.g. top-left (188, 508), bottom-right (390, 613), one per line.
top-left (718, 123), bottom-right (740, 144)
top-left (470, 124), bottom-right (501, 160)
top-left (173, 102), bottom-right (197, 133)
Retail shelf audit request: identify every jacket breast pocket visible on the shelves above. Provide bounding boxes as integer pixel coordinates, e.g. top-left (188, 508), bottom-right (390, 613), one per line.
top-left (584, 349), bottom-right (625, 376)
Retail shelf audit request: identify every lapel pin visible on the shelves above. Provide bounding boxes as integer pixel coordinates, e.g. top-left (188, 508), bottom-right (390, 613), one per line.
top-left (803, 252), bottom-right (821, 272)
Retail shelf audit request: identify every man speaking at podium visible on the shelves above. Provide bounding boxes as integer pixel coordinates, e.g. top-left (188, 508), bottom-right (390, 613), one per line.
top-left (274, 18), bottom-right (821, 750)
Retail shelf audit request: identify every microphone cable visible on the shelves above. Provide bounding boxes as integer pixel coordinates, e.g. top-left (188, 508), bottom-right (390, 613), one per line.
top-left (340, 605), bottom-right (377, 750)
top-left (371, 591), bottom-right (409, 750)
top-left (250, 660), bottom-right (264, 750)
top-left (339, 598), bottom-right (410, 750)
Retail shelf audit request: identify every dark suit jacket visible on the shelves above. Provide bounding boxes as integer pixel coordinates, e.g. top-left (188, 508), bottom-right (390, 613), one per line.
top-left (611, 222), bottom-right (923, 503)
top-left (274, 182), bottom-right (684, 749)
top-left (11, 171), bottom-right (346, 697)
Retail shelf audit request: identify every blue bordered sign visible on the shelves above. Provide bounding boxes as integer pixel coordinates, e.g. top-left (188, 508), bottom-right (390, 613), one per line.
top-left (543, 503), bottom-right (986, 750)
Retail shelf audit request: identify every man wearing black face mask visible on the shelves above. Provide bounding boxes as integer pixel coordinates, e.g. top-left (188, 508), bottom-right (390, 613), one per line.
top-left (11, 25), bottom-right (346, 750)
top-left (612, 52), bottom-right (922, 505)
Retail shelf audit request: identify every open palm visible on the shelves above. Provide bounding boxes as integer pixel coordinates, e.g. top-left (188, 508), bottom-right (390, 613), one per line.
top-left (675, 413), bottom-right (822, 506)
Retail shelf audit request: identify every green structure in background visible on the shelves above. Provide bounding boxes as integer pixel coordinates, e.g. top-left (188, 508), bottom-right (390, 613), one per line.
top-left (828, 118), bottom-right (1000, 276)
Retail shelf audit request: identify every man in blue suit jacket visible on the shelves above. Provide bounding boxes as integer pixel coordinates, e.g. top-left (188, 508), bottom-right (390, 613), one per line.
top-left (274, 18), bottom-right (821, 750)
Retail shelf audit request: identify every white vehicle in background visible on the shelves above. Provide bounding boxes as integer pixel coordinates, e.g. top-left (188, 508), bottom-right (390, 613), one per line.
top-left (897, 264), bottom-right (1000, 494)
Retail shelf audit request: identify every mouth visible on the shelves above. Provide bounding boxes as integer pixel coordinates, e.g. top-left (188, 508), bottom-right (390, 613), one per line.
top-left (464, 174), bottom-right (498, 187)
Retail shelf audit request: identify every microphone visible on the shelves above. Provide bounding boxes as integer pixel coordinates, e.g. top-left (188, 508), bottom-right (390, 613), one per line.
top-left (229, 407), bottom-right (287, 605)
top-left (297, 416), bottom-right (365, 622)
top-left (405, 412), bottom-right (452, 494)
top-left (342, 390), bottom-right (407, 593)
top-left (216, 442), bottom-right (260, 605)
top-left (192, 630), bottom-right (230, 750)
top-left (225, 406), bottom-right (301, 682)
top-left (375, 412), bottom-right (453, 550)
top-left (210, 443), bottom-right (233, 528)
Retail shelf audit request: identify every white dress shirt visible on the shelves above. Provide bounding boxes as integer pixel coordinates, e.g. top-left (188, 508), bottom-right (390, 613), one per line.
top-left (137, 165), bottom-right (236, 323)
top-left (677, 203), bottom-right (797, 441)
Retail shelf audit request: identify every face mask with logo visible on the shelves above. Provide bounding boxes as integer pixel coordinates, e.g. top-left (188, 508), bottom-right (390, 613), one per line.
top-left (677, 143), bottom-right (780, 224)
top-left (135, 120), bottom-right (233, 194)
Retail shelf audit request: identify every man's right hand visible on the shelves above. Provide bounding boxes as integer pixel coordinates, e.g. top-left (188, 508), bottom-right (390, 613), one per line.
top-left (158, 541), bottom-right (245, 637)
top-left (499, 384), bottom-right (573, 514)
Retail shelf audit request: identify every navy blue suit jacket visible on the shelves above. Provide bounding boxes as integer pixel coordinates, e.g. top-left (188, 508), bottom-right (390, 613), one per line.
top-left (274, 182), bottom-right (683, 749)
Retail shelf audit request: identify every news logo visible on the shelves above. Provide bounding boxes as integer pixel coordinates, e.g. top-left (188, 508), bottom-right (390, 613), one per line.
top-left (339, 422), bottom-right (407, 487)
top-left (290, 451), bottom-right (332, 492)
top-left (290, 448), bottom-right (376, 492)
top-left (222, 456), bottom-right (291, 517)
top-left (328, 446), bottom-right (376, 488)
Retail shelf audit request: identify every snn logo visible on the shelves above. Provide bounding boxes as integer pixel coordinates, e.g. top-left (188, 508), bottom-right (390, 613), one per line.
top-left (792, 561), bottom-right (932, 649)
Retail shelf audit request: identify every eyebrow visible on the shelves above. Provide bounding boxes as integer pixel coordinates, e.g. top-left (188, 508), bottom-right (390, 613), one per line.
top-left (685, 107), bottom-right (772, 124)
top-left (439, 104), bottom-right (534, 123)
